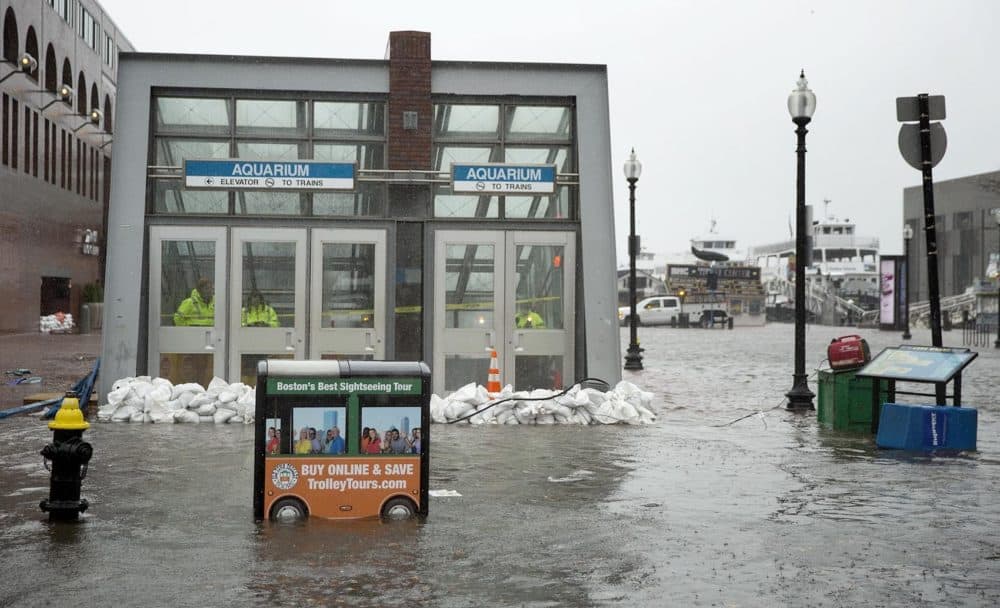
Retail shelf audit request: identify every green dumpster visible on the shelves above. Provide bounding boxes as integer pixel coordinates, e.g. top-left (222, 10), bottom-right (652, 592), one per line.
top-left (817, 369), bottom-right (889, 433)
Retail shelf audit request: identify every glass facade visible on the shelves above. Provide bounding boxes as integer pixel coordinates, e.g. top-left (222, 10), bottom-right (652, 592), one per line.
top-left (431, 102), bottom-right (576, 219)
top-left (149, 96), bottom-right (387, 216)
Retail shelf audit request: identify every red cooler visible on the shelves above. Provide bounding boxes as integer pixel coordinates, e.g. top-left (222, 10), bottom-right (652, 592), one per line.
top-left (828, 335), bottom-right (871, 370)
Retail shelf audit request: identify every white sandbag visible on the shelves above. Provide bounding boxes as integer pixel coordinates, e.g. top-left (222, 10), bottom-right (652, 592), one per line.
top-left (430, 394), bottom-right (448, 423)
top-left (195, 402), bottom-right (217, 416)
top-left (130, 409), bottom-right (146, 423)
top-left (96, 404), bottom-right (117, 422)
top-left (111, 404), bottom-right (137, 422)
top-left (148, 406), bottom-right (174, 423)
top-left (111, 377), bottom-right (135, 392)
top-left (163, 399), bottom-right (184, 411)
top-left (474, 384), bottom-right (491, 404)
top-left (213, 409), bottom-right (237, 424)
top-left (217, 390), bottom-right (238, 404)
top-left (177, 391), bottom-right (197, 408)
top-left (539, 400), bottom-right (572, 419)
top-left (582, 388), bottom-right (607, 408)
top-left (198, 415), bottom-right (214, 423)
top-left (187, 393), bottom-right (215, 409)
top-left (170, 382), bottom-right (205, 400)
top-left (450, 383), bottom-right (478, 403)
top-left (173, 409), bottom-right (199, 423)
top-left (634, 401), bottom-right (656, 423)
top-left (106, 385), bottom-right (130, 407)
top-left (535, 413), bottom-right (555, 425)
top-left (513, 402), bottom-right (535, 424)
top-left (151, 377), bottom-right (173, 391)
top-left (572, 409), bottom-right (592, 425)
top-left (444, 400), bottom-right (474, 421)
top-left (495, 409), bottom-right (515, 425)
top-left (207, 376), bottom-right (229, 394)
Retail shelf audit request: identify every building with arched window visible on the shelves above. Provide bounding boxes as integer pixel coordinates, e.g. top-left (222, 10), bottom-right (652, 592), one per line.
top-left (1, 0), bottom-right (133, 332)
top-left (100, 31), bottom-right (622, 398)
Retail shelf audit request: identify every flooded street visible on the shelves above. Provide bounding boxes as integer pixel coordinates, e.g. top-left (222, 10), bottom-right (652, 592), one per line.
top-left (2, 324), bottom-right (999, 607)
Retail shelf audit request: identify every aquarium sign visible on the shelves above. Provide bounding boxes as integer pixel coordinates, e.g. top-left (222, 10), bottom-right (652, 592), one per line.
top-left (451, 163), bottom-right (556, 194)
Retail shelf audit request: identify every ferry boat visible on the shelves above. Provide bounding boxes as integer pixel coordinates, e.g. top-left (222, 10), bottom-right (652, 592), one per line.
top-left (749, 202), bottom-right (881, 316)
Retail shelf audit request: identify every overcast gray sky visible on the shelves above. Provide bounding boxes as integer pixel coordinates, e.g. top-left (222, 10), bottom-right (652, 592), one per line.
top-left (100, 0), bottom-right (1000, 262)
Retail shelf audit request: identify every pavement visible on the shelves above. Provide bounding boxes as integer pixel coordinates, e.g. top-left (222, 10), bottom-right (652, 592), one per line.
top-left (0, 331), bottom-right (102, 410)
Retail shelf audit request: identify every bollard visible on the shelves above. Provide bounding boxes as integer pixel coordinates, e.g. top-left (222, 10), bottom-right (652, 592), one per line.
top-left (39, 391), bottom-right (93, 521)
top-left (728, 316), bottom-right (734, 330)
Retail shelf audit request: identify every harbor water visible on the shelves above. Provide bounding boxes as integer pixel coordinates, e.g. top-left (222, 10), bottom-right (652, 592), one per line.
top-left (1, 324), bottom-right (998, 607)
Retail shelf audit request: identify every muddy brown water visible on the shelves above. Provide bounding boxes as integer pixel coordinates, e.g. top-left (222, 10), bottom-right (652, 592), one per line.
top-left (1, 325), bottom-right (998, 607)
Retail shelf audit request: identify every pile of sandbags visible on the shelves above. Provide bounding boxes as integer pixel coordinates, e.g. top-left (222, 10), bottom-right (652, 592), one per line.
top-left (430, 380), bottom-right (656, 425)
top-left (39, 313), bottom-right (74, 333)
top-left (97, 376), bottom-right (255, 424)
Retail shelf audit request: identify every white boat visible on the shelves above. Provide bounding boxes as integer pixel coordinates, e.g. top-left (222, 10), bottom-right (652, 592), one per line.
top-left (749, 201), bottom-right (881, 316)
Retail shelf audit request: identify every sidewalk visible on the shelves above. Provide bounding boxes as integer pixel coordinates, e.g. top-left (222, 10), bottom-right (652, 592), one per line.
top-left (0, 331), bottom-right (102, 409)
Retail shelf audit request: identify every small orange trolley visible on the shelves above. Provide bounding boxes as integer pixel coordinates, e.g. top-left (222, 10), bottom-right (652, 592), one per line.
top-left (253, 360), bottom-right (430, 521)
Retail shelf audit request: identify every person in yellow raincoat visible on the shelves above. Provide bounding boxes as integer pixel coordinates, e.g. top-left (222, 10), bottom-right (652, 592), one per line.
top-left (241, 290), bottom-right (279, 327)
top-left (173, 278), bottom-right (215, 326)
top-left (515, 308), bottom-right (545, 329)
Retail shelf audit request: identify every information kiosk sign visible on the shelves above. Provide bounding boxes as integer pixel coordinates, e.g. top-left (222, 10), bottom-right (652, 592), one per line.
top-left (253, 360), bottom-right (431, 521)
top-left (857, 345), bottom-right (977, 384)
top-left (856, 345), bottom-right (978, 433)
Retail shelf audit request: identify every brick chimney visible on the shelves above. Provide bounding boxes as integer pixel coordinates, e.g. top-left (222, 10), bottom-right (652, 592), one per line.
top-left (387, 31), bottom-right (432, 170)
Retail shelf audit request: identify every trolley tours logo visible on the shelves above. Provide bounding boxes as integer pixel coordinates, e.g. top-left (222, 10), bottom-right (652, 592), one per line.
top-left (271, 463), bottom-right (299, 490)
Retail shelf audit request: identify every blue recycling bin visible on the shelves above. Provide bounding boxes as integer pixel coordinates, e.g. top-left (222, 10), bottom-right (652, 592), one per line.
top-left (875, 403), bottom-right (977, 452)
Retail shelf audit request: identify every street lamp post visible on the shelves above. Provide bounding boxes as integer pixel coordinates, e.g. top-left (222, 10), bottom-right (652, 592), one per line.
top-left (902, 224), bottom-right (913, 340)
top-left (994, 209), bottom-right (1000, 349)
top-left (623, 149), bottom-right (644, 371)
top-left (786, 71), bottom-right (816, 410)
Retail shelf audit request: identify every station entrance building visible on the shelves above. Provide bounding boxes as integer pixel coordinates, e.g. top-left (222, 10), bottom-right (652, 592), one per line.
top-left (100, 31), bottom-right (620, 398)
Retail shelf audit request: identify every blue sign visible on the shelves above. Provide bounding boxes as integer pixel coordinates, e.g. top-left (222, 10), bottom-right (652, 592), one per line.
top-left (451, 163), bottom-right (556, 194)
top-left (185, 160), bottom-right (355, 191)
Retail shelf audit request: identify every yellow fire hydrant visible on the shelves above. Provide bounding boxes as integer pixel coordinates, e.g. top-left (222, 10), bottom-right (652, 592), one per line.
top-left (39, 391), bottom-right (93, 521)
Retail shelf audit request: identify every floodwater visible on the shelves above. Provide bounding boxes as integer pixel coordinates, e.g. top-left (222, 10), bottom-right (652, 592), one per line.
top-left (1, 324), bottom-right (999, 607)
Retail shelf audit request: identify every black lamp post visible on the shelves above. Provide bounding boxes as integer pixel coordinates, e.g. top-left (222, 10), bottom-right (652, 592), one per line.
top-left (786, 71), bottom-right (816, 410)
top-left (994, 209), bottom-right (1000, 349)
top-left (623, 149), bottom-right (644, 371)
top-left (902, 224), bottom-right (913, 340)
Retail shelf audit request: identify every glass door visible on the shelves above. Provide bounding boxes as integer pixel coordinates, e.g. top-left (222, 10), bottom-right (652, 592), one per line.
top-left (433, 230), bottom-right (575, 395)
top-left (149, 226), bottom-right (227, 387)
top-left (433, 231), bottom-right (504, 393)
top-left (230, 228), bottom-right (307, 385)
top-left (506, 231), bottom-right (575, 391)
top-left (309, 229), bottom-right (387, 360)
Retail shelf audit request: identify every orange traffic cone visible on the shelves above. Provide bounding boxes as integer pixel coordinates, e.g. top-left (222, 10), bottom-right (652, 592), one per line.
top-left (486, 350), bottom-right (501, 398)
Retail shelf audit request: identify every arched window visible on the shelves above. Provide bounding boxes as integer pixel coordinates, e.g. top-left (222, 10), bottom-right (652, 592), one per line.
top-left (90, 83), bottom-right (98, 111)
top-left (61, 57), bottom-right (72, 88)
top-left (24, 26), bottom-right (38, 81)
top-left (44, 44), bottom-right (57, 91)
top-left (103, 95), bottom-right (113, 133)
top-left (77, 72), bottom-right (87, 114)
top-left (2, 7), bottom-right (18, 64)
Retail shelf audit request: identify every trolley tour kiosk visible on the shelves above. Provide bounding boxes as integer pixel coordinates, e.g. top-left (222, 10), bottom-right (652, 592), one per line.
top-left (253, 360), bottom-right (431, 521)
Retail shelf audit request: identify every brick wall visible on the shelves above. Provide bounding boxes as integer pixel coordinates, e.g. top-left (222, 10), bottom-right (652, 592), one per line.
top-left (387, 31), bottom-right (432, 170)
